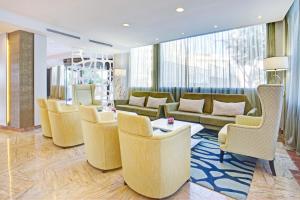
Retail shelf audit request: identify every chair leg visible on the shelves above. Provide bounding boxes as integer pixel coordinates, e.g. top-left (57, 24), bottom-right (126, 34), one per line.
top-left (269, 160), bottom-right (276, 176)
top-left (124, 181), bottom-right (127, 185)
top-left (220, 150), bottom-right (224, 163)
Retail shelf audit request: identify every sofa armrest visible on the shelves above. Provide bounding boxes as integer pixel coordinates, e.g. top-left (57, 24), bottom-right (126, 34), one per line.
top-left (236, 115), bottom-right (262, 126)
top-left (157, 105), bottom-right (165, 118)
top-left (92, 99), bottom-right (102, 106)
top-left (114, 100), bottom-right (129, 106)
top-left (247, 107), bottom-right (257, 116)
top-left (163, 102), bottom-right (179, 116)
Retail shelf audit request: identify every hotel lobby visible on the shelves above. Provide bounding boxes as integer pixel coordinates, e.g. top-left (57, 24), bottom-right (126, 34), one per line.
top-left (1, 0), bottom-right (300, 199)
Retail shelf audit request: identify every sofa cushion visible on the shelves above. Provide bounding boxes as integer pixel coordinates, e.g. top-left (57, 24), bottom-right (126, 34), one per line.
top-left (212, 94), bottom-right (252, 114)
top-left (116, 105), bottom-right (158, 117)
top-left (146, 97), bottom-right (167, 108)
top-left (167, 111), bottom-right (201, 123)
top-left (199, 114), bottom-right (235, 127)
top-left (218, 124), bottom-right (228, 144)
top-left (178, 98), bottom-right (204, 113)
top-left (129, 96), bottom-right (146, 107)
top-left (181, 93), bottom-right (212, 114)
top-left (150, 92), bottom-right (175, 103)
top-left (212, 100), bottom-right (245, 116)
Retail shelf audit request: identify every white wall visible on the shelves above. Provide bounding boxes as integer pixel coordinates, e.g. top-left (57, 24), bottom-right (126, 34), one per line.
top-left (0, 33), bottom-right (7, 126)
top-left (34, 34), bottom-right (47, 126)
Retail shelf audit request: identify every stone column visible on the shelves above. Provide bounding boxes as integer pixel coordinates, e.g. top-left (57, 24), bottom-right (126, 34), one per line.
top-left (8, 30), bottom-right (34, 129)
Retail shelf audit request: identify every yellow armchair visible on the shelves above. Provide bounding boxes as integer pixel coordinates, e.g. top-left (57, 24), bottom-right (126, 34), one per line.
top-left (117, 113), bottom-right (191, 199)
top-left (47, 100), bottom-right (83, 147)
top-left (218, 85), bottom-right (284, 176)
top-left (79, 106), bottom-right (122, 171)
top-left (37, 99), bottom-right (52, 138)
top-left (72, 84), bottom-right (101, 106)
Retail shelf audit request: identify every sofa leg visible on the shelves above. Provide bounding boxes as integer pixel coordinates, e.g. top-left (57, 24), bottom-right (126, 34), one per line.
top-left (220, 150), bottom-right (224, 163)
top-left (269, 160), bottom-right (276, 176)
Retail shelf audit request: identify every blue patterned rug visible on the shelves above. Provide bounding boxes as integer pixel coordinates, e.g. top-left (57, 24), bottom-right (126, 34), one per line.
top-left (190, 130), bottom-right (257, 200)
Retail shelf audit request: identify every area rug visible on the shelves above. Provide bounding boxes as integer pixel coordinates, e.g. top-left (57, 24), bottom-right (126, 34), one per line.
top-left (190, 130), bottom-right (257, 200)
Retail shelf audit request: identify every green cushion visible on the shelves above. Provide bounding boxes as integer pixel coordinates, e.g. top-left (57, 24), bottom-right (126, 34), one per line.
top-left (167, 111), bottom-right (201, 123)
top-left (181, 93), bottom-right (212, 113)
top-left (200, 114), bottom-right (235, 127)
top-left (150, 92), bottom-right (175, 103)
top-left (116, 105), bottom-right (158, 117)
top-left (212, 94), bottom-right (252, 114)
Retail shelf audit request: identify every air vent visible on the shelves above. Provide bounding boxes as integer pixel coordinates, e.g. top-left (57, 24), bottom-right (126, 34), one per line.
top-left (89, 39), bottom-right (113, 47)
top-left (46, 28), bottom-right (80, 40)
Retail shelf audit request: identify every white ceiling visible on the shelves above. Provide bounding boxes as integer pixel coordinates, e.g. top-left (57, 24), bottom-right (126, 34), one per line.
top-left (0, 0), bottom-right (294, 53)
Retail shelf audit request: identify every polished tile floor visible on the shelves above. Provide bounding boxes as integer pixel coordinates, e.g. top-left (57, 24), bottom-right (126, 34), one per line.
top-left (0, 128), bottom-right (300, 200)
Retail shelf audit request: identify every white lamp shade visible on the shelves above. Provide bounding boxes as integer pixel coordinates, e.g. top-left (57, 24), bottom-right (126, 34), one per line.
top-left (263, 57), bottom-right (289, 71)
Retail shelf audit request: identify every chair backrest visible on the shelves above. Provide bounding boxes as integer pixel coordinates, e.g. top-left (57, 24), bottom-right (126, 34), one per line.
top-left (37, 98), bottom-right (47, 109)
top-left (258, 84), bottom-right (284, 143)
top-left (47, 100), bottom-right (61, 113)
top-left (79, 105), bottom-right (99, 123)
top-left (182, 93), bottom-right (252, 114)
top-left (72, 84), bottom-right (96, 105)
top-left (118, 113), bottom-right (153, 137)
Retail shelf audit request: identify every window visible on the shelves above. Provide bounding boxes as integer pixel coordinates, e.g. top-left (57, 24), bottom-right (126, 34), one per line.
top-left (130, 45), bottom-right (153, 88)
top-left (160, 24), bottom-right (266, 89)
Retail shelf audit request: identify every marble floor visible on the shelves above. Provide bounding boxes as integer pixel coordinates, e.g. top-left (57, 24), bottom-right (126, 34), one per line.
top-left (0, 129), bottom-right (300, 200)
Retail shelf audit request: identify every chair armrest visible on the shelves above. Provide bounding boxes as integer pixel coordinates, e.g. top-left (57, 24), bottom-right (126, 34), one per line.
top-left (151, 125), bottom-right (191, 140)
top-left (163, 102), bottom-right (179, 116)
top-left (236, 115), bottom-right (262, 126)
top-left (247, 108), bottom-right (257, 116)
top-left (97, 111), bottom-right (115, 121)
top-left (114, 100), bottom-right (129, 106)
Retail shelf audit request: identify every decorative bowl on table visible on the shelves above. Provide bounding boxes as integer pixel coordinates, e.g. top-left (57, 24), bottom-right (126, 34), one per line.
top-left (167, 117), bottom-right (174, 125)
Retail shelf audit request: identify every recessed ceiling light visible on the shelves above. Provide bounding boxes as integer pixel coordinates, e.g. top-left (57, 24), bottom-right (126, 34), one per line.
top-left (181, 32), bottom-right (185, 35)
top-left (155, 38), bottom-right (159, 41)
top-left (176, 7), bottom-right (184, 13)
top-left (257, 15), bottom-right (262, 19)
top-left (214, 25), bottom-right (218, 28)
top-left (123, 23), bottom-right (130, 27)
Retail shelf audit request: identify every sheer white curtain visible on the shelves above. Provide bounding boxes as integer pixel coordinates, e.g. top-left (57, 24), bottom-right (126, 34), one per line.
top-left (129, 45), bottom-right (153, 89)
top-left (285, 0), bottom-right (300, 155)
top-left (160, 24), bottom-right (266, 89)
top-left (159, 24), bottom-right (266, 109)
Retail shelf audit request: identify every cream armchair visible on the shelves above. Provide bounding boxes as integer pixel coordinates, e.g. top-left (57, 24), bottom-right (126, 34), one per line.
top-left (79, 106), bottom-right (122, 171)
top-left (117, 113), bottom-right (191, 199)
top-left (218, 85), bottom-right (284, 176)
top-left (37, 99), bottom-right (52, 138)
top-left (72, 84), bottom-right (101, 106)
top-left (47, 100), bottom-right (83, 147)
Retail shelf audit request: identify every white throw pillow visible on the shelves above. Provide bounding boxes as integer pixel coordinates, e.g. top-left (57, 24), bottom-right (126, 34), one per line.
top-left (146, 97), bottom-right (167, 108)
top-left (212, 100), bottom-right (245, 116)
top-left (129, 96), bottom-right (145, 107)
top-left (178, 98), bottom-right (205, 113)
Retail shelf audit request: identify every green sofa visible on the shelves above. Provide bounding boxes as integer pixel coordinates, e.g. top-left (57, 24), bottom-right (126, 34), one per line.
top-left (115, 91), bottom-right (175, 120)
top-left (164, 93), bottom-right (256, 130)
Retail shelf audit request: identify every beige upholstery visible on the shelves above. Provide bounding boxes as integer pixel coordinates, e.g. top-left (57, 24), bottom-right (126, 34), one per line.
top-left (218, 84), bottom-right (284, 161)
top-left (37, 99), bottom-right (52, 138)
top-left (72, 84), bottom-right (101, 106)
top-left (79, 106), bottom-right (121, 170)
top-left (117, 113), bottom-right (191, 199)
top-left (47, 100), bottom-right (83, 147)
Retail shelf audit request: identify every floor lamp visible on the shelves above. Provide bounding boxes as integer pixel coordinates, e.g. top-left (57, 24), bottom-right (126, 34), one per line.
top-left (263, 56), bottom-right (289, 133)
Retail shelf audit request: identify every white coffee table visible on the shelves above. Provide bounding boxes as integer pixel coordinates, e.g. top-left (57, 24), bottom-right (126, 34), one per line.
top-left (151, 118), bottom-right (204, 148)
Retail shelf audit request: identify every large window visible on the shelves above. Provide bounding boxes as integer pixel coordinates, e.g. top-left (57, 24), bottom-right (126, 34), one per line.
top-left (130, 45), bottom-right (153, 88)
top-left (160, 24), bottom-right (266, 89)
